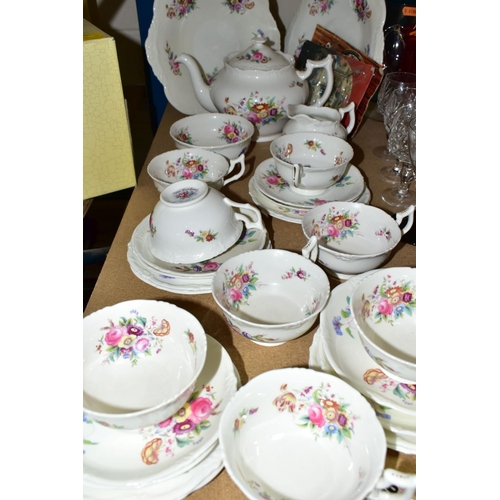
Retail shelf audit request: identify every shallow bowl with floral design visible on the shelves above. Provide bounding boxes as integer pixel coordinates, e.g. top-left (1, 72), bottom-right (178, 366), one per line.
top-left (211, 249), bottom-right (330, 346)
top-left (83, 299), bottom-right (207, 430)
top-left (147, 148), bottom-right (246, 192)
top-left (169, 113), bottom-right (255, 160)
top-left (301, 202), bottom-right (415, 278)
top-left (270, 132), bottom-right (354, 195)
top-left (351, 267), bottom-right (416, 384)
top-left (219, 367), bottom-right (387, 500)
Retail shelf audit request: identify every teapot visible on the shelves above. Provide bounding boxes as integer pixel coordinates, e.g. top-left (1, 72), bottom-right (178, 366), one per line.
top-left (176, 36), bottom-right (334, 142)
top-left (282, 102), bottom-right (356, 139)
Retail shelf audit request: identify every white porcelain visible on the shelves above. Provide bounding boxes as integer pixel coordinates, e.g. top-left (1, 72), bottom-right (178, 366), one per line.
top-left (285, 0), bottom-right (386, 64)
top-left (253, 158), bottom-right (365, 209)
top-left (147, 148), bottom-right (246, 192)
top-left (149, 179), bottom-right (263, 264)
top-left (145, 0), bottom-right (280, 115)
top-left (270, 132), bottom-right (354, 195)
top-left (351, 267), bottom-right (416, 383)
top-left (177, 35), bottom-right (334, 142)
top-left (211, 249), bottom-right (330, 346)
top-left (83, 300), bottom-right (207, 430)
top-left (283, 102), bottom-right (356, 139)
top-left (301, 203), bottom-right (415, 277)
top-left (170, 113), bottom-right (254, 160)
top-left (319, 271), bottom-right (416, 414)
top-left (219, 367), bottom-right (391, 500)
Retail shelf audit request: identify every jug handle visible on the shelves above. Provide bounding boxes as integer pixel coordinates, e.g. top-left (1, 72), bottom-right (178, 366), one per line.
top-left (223, 198), bottom-right (264, 232)
top-left (222, 153), bottom-right (246, 187)
top-left (292, 163), bottom-right (303, 189)
top-left (339, 101), bottom-right (356, 135)
top-left (366, 468), bottom-right (416, 500)
top-left (395, 205), bottom-right (415, 235)
top-left (301, 235), bottom-right (319, 262)
top-left (297, 54), bottom-right (334, 108)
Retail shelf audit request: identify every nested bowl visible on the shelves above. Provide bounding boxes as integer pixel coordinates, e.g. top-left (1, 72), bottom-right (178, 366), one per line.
top-left (211, 249), bottom-right (330, 346)
top-left (219, 367), bottom-right (387, 500)
top-left (83, 300), bottom-right (207, 430)
top-left (270, 132), bottom-right (354, 195)
top-left (302, 202), bottom-right (415, 278)
top-left (147, 148), bottom-right (246, 192)
top-left (351, 267), bottom-right (416, 383)
top-left (169, 113), bottom-right (254, 160)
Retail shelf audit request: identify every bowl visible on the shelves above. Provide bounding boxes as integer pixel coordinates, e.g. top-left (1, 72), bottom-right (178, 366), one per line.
top-left (148, 179), bottom-right (264, 264)
top-left (83, 299), bottom-right (207, 430)
top-left (301, 202), bottom-right (415, 278)
top-left (147, 148), bottom-right (246, 192)
top-left (351, 267), bottom-right (416, 383)
top-left (270, 132), bottom-right (354, 195)
top-left (169, 113), bottom-right (255, 160)
top-left (211, 249), bottom-right (330, 346)
top-left (219, 367), bottom-right (387, 500)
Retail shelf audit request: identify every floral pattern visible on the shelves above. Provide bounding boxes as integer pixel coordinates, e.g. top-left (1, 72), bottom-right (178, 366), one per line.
top-left (311, 207), bottom-right (360, 244)
top-left (83, 413), bottom-right (98, 453)
top-left (96, 310), bottom-right (168, 366)
top-left (303, 139), bottom-right (326, 155)
top-left (332, 296), bottom-right (355, 339)
top-left (174, 127), bottom-right (193, 144)
top-left (217, 120), bottom-right (250, 144)
top-left (140, 385), bottom-right (222, 464)
top-left (261, 167), bottom-right (289, 190)
top-left (223, 0), bottom-right (255, 14)
top-left (236, 49), bottom-right (271, 64)
top-left (352, 0), bottom-right (372, 23)
top-left (273, 382), bottom-right (356, 443)
top-left (281, 267), bottom-right (310, 281)
top-left (307, 0), bottom-right (334, 16)
top-left (225, 315), bottom-right (278, 344)
top-left (359, 273), bottom-right (416, 325)
top-left (222, 262), bottom-right (259, 308)
top-left (363, 368), bottom-right (416, 403)
top-left (375, 227), bottom-right (392, 241)
top-left (223, 91), bottom-right (286, 128)
top-left (185, 228), bottom-right (218, 243)
top-left (233, 406), bottom-right (259, 434)
top-left (171, 186), bottom-right (200, 201)
top-left (165, 42), bottom-right (181, 76)
top-left (165, 0), bottom-right (197, 19)
top-left (165, 153), bottom-right (210, 180)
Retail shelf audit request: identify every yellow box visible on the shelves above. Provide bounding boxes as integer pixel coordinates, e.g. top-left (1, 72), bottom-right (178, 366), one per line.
top-left (83, 19), bottom-right (136, 200)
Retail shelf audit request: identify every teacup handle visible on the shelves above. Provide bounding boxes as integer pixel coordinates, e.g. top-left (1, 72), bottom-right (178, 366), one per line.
top-left (223, 198), bottom-right (264, 232)
top-left (223, 153), bottom-right (246, 187)
top-left (301, 235), bottom-right (319, 262)
top-left (338, 101), bottom-right (356, 135)
top-left (395, 205), bottom-right (415, 235)
top-left (292, 163), bottom-right (303, 189)
top-left (297, 54), bottom-right (334, 108)
top-left (367, 468), bottom-right (416, 500)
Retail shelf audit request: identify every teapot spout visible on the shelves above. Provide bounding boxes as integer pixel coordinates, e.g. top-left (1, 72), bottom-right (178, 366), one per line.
top-left (176, 53), bottom-right (218, 113)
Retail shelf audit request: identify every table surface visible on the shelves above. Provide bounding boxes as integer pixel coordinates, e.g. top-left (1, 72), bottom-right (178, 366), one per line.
top-left (84, 105), bottom-right (417, 498)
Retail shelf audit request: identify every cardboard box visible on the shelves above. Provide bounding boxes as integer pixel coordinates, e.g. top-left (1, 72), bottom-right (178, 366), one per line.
top-left (83, 18), bottom-right (136, 200)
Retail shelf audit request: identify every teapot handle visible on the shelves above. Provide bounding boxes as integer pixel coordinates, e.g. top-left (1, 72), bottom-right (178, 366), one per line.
top-left (338, 102), bottom-right (356, 135)
top-left (395, 205), bottom-right (415, 235)
top-left (297, 54), bottom-right (334, 108)
top-left (222, 153), bottom-right (246, 187)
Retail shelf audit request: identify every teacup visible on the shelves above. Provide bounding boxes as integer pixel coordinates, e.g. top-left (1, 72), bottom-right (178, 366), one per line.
top-left (270, 132), bottom-right (354, 195)
top-left (147, 148), bottom-right (246, 192)
top-left (148, 179), bottom-right (264, 264)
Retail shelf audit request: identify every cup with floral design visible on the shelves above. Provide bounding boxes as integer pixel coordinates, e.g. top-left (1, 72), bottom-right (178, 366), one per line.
top-left (218, 367), bottom-right (405, 500)
top-left (147, 148), bottom-right (246, 192)
top-left (83, 299), bottom-right (207, 430)
top-left (148, 179), bottom-right (264, 265)
top-left (351, 267), bottom-right (416, 383)
top-left (169, 113), bottom-right (255, 160)
top-left (301, 202), bottom-right (415, 278)
top-left (270, 132), bottom-right (354, 195)
top-left (211, 249), bottom-right (330, 346)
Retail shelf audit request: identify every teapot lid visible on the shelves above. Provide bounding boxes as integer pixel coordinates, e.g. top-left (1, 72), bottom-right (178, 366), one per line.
top-left (226, 35), bottom-right (291, 71)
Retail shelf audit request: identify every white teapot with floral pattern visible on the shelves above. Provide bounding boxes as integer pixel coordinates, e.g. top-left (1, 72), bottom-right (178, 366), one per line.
top-left (177, 36), bottom-right (334, 142)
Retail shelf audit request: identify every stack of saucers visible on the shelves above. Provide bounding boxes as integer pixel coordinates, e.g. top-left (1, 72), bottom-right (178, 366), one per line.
top-left (83, 300), bottom-right (241, 499)
top-left (127, 180), bottom-right (270, 294)
top-left (308, 270), bottom-right (416, 454)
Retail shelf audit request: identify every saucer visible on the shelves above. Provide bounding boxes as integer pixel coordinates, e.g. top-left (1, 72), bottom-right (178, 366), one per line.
top-left (319, 271), bottom-right (417, 415)
top-left (254, 158), bottom-right (365, 208)
top-left (83, 335), bottom-right (238, 488)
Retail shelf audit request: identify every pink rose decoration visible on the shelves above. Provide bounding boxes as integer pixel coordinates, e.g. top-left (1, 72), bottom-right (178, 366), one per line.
top-left (246, 112), bottom-right (261, 124)
top-left (104, 326), bottom-right (127, 346)
top-left (189, 397), bottom-right (213, 424)
top-left (229, 287), bottom-right (243, 302)
top-left (308, 403), bottom-right (325, 427)
top-left (266, 174), bottom-right (281, 185)
top-left (181, 167), bottom-right (193, 178)
top-left (326, 224), bottom-right (340, 237)
top-left (203, 261), bottom-right (220, 271)
top-left (224, 124), bottom-right (236, 135)
top-left (134, 337), bottom-right (150, 352)
top-left (157, 416), bottom-right (173, 428)
top-left (378, 298), bottom-right (393, 315)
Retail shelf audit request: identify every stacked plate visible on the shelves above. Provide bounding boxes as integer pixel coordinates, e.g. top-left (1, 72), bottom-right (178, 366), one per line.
top-left (249, 158), bottom-right (371, 224)
top-left (308, 270), bottom-right (416, 455)
top-left (127, 215), bottom-right (271, 294)
top-left (83, 335), bottom-right (240, 499)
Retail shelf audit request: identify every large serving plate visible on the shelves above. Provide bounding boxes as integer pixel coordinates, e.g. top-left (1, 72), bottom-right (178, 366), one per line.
top-left (145, 0), bottom-right (281, 115)
top-left (285, 0), bottom-right (386, 64)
